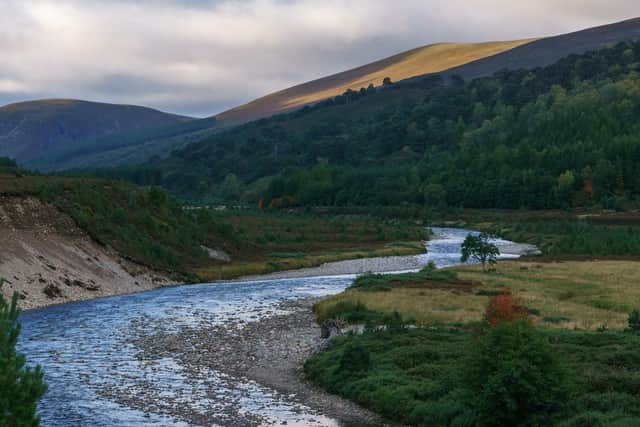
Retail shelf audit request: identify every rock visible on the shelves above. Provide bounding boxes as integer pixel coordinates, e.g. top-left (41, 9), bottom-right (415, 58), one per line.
top-left (320, 319), bottom-right (341, 339)
top-left (43, 283), bottom-right (63, 298)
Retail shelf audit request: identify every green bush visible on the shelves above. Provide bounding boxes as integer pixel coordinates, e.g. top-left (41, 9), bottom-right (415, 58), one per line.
top-left (463, 320), bottom-right (572, 426)
top-left (628, 310), bottom-right (640, 333)
top-left (339, 341), bottom-right (371, 377)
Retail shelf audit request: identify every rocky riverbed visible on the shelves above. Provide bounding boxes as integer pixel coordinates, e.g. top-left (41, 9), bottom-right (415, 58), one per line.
top-left (130, 298), bottom-right (386, 426)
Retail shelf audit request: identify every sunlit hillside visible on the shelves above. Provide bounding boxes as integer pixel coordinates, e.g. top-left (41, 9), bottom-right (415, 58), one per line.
top-left (216, 39), bottom-right (535, 125)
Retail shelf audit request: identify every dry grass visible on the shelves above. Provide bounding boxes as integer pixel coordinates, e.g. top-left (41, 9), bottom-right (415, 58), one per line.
top-left (317, 260), bottom-right (640, 330)
top-left (217, 39), bottom-right (534, 125)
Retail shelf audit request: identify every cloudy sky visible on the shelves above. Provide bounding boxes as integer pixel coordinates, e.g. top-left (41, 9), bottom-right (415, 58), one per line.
top-left (0, 1), bottom-right (638, 117)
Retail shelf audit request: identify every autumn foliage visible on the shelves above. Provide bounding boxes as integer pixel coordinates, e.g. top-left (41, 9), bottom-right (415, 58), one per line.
top-left (484, 291), bottom-right (528, 327)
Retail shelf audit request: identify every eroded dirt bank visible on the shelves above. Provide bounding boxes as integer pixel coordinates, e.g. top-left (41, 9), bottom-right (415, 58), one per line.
top-left (0, 196), bottom-right (174, 309)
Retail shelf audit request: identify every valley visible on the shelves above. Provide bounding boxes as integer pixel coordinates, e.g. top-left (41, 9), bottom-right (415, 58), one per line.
top-left (4, 9), bottom-right (640, 427)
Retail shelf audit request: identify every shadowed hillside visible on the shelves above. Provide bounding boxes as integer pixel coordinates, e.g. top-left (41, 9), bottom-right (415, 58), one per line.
top-left (215, 39), bottom-right (534, 125)
top-left (0, 99), bottom-right (193, 169)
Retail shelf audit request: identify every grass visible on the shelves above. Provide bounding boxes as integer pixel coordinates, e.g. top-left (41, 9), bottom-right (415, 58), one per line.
top-left (305, 327), bottom-right (640, 427)
top-left (316, 260), bottom-right (640, 330)
top-left (195, 210), bottom-right (426, 281)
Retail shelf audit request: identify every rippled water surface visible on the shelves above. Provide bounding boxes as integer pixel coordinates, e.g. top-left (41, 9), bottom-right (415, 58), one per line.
top-left (18, 228), bottom-right (528, 426)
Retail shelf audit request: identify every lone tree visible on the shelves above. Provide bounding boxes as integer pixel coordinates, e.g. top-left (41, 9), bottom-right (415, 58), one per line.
top-left (461, 232), bottom-right (500, 272)
top-left (0, 279), bottom-right (47, 426)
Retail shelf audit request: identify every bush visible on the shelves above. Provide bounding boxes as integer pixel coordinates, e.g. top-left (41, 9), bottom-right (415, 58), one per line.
top-left (339, 340), bottom-right (371, 377)
top-left (464, 320), bottom-right (572, 426)
top-left (628, 309), bottom-right (640, 333)
top-left (483, 291), bottom-right (528, 327)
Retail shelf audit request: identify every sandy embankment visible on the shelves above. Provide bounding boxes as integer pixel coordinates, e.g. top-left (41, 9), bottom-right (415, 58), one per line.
top-left (0, 196), bottom-right (174, 309)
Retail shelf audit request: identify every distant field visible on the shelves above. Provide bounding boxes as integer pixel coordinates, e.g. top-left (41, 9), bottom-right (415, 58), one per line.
top-left (216, 39), bottom-right (534, 125)
top-left (317, 260), bottom-right (640, 330)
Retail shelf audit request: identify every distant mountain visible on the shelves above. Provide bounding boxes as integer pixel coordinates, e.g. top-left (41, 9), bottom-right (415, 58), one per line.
top-left (215, 39), bottom-right (535, 126)
top-left (0, 99), bottom-right (195, 170)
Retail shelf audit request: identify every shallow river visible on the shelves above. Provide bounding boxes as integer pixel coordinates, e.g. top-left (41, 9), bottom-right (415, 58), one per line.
top-left (18, 228), bottom-right (531, 426)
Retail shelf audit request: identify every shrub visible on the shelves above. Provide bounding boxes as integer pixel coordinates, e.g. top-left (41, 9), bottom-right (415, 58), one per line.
top-left (339, 340), bottom-right (371, 377)
top-left (484, 291), bottom-right (528, 327)
top-left (464, 319), bottom-right (572, 426)
top-left (628, 309), bottom-right (640, 333)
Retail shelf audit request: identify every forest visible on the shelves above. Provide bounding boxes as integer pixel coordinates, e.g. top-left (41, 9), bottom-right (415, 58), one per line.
top-left (81, 40), bottom-right (640, 211)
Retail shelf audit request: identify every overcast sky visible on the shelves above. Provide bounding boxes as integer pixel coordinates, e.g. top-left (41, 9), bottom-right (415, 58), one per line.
top-left (0, 1), bottom-right (638, 117)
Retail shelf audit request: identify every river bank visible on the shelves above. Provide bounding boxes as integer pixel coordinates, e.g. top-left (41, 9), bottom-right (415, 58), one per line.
top-left (134, 298), bottom-right (387, 426)
top-left (18, 227), bottom-right (537, 426)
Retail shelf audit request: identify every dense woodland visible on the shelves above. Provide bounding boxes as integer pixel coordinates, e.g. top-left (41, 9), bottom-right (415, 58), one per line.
top-left (85, 41), bottom-right (640, 210)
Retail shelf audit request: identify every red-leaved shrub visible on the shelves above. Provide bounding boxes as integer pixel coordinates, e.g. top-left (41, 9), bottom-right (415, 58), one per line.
top-left (484, 291), bottom-right (528, 327)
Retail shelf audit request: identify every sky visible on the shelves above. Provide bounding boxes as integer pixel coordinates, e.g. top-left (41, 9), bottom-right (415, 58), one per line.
top-left (0, 1), bottom-right (638, 117)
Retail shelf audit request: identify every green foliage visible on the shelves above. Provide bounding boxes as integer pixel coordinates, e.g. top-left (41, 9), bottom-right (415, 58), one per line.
top-left (462, 320), bottom-right (572, 426)
top-left (351, 264), bottom-right (458, 291)
top-left (306, 327), bottom-right (640, 427)
top-left (460, 233), bottom-right (500, 271)
top-left (0, 280), bottom-right (47, 426)
top-left (339, 340), bottom-right (371, 377)
top-left (42, 180), bottom-right (232, 275)
top-left (480, 216), bottom-right (640, 257)
top-left (95, 41), bottom-right (640, 211)
top-left (628, 310), bottom-right (640, 333)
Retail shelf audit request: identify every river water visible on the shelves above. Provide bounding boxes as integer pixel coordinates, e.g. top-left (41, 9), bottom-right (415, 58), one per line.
top-left (17, 228), bottom-right (532, 426)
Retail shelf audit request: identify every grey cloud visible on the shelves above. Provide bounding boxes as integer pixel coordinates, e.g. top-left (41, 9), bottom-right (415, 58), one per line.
top-left (0, 0), bottom-right (638, 117)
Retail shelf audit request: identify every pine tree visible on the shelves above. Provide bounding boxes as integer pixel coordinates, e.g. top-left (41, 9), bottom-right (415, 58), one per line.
top-left (0, 280), bottom-right (47, 426)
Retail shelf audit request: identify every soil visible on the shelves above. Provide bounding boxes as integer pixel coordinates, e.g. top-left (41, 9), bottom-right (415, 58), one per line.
top-left (0, 195), bottom-right (174, 309)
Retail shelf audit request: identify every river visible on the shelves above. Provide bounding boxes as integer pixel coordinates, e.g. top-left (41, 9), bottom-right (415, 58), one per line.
top-left (17, 228), bottom-right (535, 426)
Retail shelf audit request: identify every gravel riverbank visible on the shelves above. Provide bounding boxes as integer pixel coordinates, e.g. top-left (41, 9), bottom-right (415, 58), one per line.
top-left (131, 298), bottom-right (387, 426)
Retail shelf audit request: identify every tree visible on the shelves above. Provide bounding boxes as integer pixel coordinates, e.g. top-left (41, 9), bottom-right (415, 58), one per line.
top-left (464, 319), bottom-right (572, 426)
top-left (0, 280), bottom-right (47, 426)
top-left (460, 233), bottom-right (500, 272)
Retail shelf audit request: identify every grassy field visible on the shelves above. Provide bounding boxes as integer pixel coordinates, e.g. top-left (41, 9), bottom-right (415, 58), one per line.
top-left (196, 210), bottom-right (426, 280)
top-left (316, 260), bottom-right (640, 330)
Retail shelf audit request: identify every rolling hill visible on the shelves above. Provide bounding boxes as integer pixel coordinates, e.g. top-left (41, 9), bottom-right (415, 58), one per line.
top-left (215, 39), bottom-right (535, 125)
top-left (0, 99), bottom-right (195, 170)
top-left (8, 17), bottom-right (640, 173)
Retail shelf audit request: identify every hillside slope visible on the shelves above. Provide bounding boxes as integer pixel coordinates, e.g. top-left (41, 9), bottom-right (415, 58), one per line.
top-left (0, 195), bottom-right (173, 309)
top-left (0, 99), bottom-right (193, 170)
top-left (406, 16), bottom-right (640, 85)
top-left (215, 40), bottom-right (534, 125)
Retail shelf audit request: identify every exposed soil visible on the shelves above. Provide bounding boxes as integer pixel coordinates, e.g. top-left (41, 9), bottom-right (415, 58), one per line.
top-left (0, 196), bottom-right (174, 309)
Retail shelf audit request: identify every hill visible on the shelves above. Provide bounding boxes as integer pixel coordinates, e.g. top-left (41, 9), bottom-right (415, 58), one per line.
top-left (102, 35), bottom-right (640, 211)
top-left (0, 99), bottom-right (195, 170)
top-left (215, 39), bottom-right (534, 125)
top-left (13, 18), bottom-right (640, 173)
